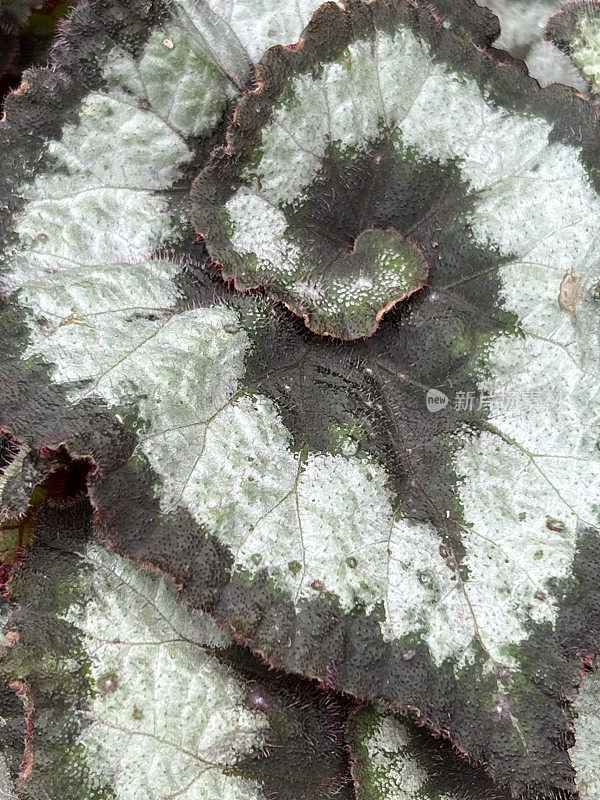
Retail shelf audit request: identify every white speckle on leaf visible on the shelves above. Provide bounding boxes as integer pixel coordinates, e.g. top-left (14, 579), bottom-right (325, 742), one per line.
top-left (382, 520), bottom-right (473, 666)
top-left (249, 31), bottom-right (431, 206)
top-left (170, 0), bottom-right (324, 89)
top-left (226, 189), bottom-right (302, 279)
top-left (570, 670), bottom-right (600, 797)
top-left (105, 26), bottom-right (233, 137)
top-left (156, 389), bottom-right (398, 609)
top-left (203, 19), bottom-right (600, 673)
top-left (65, 545), bottom-right (267, 800)
top-left (7, 5), bottom-right (600, 692)
top-left (199, 0), bottom-right (324, 63)
top-left (355, 712), bottom-right (429, 800)
top-left (567, 11), bottom-right (600, 91)
top-left (4, 25), bottom-right (230, 374)
top-left (476, 0), bottom-right (585, 88)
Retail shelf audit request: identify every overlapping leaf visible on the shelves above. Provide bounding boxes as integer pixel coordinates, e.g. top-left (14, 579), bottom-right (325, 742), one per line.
top-left (568, 667), bottom-right (600, 798)
top-left (1, 0), bottom-right (600, 797)
top-left (473, 0), bottom-right (586, 86)
top-left (546, 1), bottom-right (600, 93)
top-left (0, 491), bottom-right (354, 799)
top-left (348, 706), bottom-right (512, 800)
top-left (190, 1), bottom-right (600, 792)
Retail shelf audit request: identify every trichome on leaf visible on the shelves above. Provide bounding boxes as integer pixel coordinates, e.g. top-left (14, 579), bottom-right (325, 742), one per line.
top-left (1, 0), bottom-right (600, 799)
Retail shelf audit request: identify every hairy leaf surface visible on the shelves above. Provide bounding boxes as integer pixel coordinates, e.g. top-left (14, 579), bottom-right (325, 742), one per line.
top-left (349, 693), bottom-right (600, 799)
top-left (0, 0), bottom-right (72, 109)
top-left (0, 497), bottom-right (354, 799)
top-left (1, 0), bottom-right (600, 797)
top-left (546, 0), bottom-right (600, 93)
top-left (348, 706), bottom-right (513, 800)
top-left (474, 0), bottom-right (586, 86)
top-left (569, 667), bottom-right (600, 798)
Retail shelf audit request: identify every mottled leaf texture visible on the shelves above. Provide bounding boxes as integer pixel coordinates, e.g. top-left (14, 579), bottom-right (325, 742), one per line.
top-left (1, 0), bottom-right (600, 798)
top-left (0, 494), bottom-right (355, 799)
top-left (348, 705), bottom-right (514, 800)
top-left (569, 666), bottom-right (600, 798)
top-left (546, 0), bottom-right (600, 93)
top-left (474, 0), bottom-right (586, 87)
